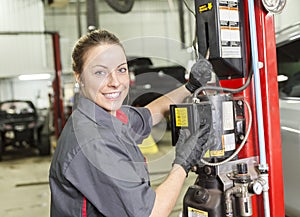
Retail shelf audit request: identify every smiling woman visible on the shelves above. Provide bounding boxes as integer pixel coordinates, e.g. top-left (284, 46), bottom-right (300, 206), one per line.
top-left (49, 29), bottom-right (212, 217)
top-left (75, 44), bottom-right (129, 115)
top-left (71, 29), bottom-right (129, 115)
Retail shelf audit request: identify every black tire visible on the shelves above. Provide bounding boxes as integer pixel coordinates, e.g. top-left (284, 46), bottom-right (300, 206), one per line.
top-left (0, 136), bottom-right (3, 161)
top-left (38, 134), bottom-right (51, 156)
top-left (131, 93), bottom-right (162, 107)
top-left (37, 110), bottom-right (52, 156)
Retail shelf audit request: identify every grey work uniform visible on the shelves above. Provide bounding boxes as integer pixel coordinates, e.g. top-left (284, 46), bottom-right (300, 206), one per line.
top-left (49, 96), bottom-right (156, 217)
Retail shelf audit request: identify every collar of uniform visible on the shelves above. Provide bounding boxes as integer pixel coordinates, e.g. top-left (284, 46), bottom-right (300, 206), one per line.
top-left (76, 95), bottom-right (127, 130)
top-left (116, 109), bottom-right (128, 124)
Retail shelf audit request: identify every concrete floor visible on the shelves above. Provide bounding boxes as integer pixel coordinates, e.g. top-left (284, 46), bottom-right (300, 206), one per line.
top-left (0, 127), bottom-right (197, 217)
top-left (0, 149), bottom-right (51, 217)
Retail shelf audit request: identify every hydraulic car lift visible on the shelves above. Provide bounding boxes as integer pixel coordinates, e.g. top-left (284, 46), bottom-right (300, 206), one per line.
top-left (171, 0), bottom-right (285, 216)
top-left (0, 31), bottom-right (65, 140)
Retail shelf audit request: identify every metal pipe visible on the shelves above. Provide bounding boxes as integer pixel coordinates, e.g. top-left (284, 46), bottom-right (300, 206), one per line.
top-left (76, 0), bottom-right (82, 37)
top-left (178, 0), bottom-right (185, 48)
top-left (260, 173), bottom-right (271, 217)
top-left (247, 0), bottom-right (270, 216)
top-left (86, 0), bottom-right (99, 30)
top-left (225, 186), bottom-right (242, 217)
top-left (248, 0), bottom-right (267, 167)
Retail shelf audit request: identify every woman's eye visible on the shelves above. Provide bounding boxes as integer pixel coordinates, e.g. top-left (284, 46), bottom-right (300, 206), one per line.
top-left (94, 71), bottom-right (107, 76)
top-left (118, 67), bottom-right (127, 74)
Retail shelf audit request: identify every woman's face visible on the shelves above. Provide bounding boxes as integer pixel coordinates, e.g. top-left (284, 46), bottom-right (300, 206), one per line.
top-left (76, 44), bottom-right (129, 116)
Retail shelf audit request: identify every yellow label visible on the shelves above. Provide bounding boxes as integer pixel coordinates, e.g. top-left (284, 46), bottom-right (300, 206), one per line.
top-left (175, 107), bottom-right (189, 127)
top-left (209, 135), bottom-right (225, 157)
top-left (188, 207), bottom-right (208, 217)
top-left (199, 3), bottom-right (213, 13)
top-left (210, 149), bottom-right (224, 157)
top-left (203, 150), bottom-right (210, 158)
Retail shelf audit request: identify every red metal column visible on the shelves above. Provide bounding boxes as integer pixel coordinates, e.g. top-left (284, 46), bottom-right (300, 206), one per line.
top-left (253, 0), bottom-right (285, 216)
top-left (51, 32), bottom-right (65, 138)
top-left (220, 0), bottom-right (285, 216)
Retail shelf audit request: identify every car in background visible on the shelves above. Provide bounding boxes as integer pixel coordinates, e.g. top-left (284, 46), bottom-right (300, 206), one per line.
top-left (276, 23), bottom-right (300, 217)
top-left (126, 56), bottom-right (188, 107)
top-left (125, 56), bottom-right (188, 131)
top-left (0, 100), bottom-right (51, 160)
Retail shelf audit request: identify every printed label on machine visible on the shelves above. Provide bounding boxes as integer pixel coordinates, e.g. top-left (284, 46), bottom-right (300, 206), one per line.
top-left (174, 107), bottom-right (189, 127)
top-left (188, 207), bottom-right (208, 217)
top-left (223, 133), bottom-right (236, 151)
top-left (219, 0), bottom-right (242, 58)
top-left (210, 149), bottom-right (225, 157)
top-left (222, 101), bottom-right (234, 131)
top-left (198, 2), bottom-right (213, 13)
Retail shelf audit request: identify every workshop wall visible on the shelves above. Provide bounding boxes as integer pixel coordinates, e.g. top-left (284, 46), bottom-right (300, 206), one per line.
top-left (1, 0), bottom-right (299, 107)
top-left (1, 0), bottom-right (196, 105)
top-left (274, 0), bottom-right (300, 32)
top-left (44, 0), bottom-right (196, 73)
top-left (0, 78), bottom-right (52, 109)
top-left (0, 0), bottom-right (49, 78)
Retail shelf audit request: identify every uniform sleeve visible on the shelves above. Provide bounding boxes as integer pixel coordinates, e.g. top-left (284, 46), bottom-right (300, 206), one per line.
top-left (123, 106), bottom-right (152, 144)
top-left (64, 138), bottom-right (156, 217)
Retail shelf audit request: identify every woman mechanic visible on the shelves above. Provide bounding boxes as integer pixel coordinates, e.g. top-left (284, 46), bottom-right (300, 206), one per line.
top-left (49, 29), bottom-right (212, 217)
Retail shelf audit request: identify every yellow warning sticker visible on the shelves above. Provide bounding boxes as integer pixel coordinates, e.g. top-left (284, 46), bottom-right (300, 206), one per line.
top-left (175, 107), bottom-right (188, 127)
top-left (203, 150), bottom-right (210, 158)
top-left (210, 149), bottom-right (225, 157)
top-left (210, 135), bottom-right (225, 156)
top-left (199, 3), bottom-right (213, 13)
top-left (188, 207), bottom-right (208, 217)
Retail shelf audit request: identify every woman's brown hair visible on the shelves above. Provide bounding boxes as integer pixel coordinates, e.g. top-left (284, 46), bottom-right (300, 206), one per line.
top-left (72, 29), bottom-right (124, 75)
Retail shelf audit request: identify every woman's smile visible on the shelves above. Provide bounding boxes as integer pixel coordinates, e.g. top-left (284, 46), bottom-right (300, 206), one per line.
top-left (103, 91), bottom-right (121, 99)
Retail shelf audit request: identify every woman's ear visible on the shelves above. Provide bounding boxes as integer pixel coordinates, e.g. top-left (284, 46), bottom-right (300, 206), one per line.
top-left (74, 72), bottom-right (80, 83)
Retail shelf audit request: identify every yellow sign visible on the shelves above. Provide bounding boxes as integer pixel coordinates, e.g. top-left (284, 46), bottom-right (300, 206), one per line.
top-left (188, 207), bottom-right (208, 216)
top-left (210, 149), bottom-right (225, 157)
top-left (175, 107), bottom-right (188, 127)
top-left (199, 3), bottom-right (213, 13)
top-left (209, 135), bottom-right (226, 157)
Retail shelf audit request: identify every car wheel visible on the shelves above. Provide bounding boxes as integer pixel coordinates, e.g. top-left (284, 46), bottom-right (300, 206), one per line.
top-left (0, 136), bottom-right (3, 161)
top-left (37, 127), bottom-right (51, 156)
top-left (131, 92), bottom-right (163, 107)
top-left (38, 134), bottom-right (51, 156)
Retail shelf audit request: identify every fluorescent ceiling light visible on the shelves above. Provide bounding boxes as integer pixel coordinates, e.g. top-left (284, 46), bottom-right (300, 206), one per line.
top-left (18, 73), bottom-right (51, 81)
top-left (277, 74), bottom-right (288, 82)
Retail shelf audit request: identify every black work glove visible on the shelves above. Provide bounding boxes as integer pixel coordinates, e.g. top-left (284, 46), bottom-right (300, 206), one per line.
top-left (173, 124), bottom-right (210, 175)
top-left (185, 54), bottom-right (214, 93)
top-left (195, 129), bottom-right (216, 167)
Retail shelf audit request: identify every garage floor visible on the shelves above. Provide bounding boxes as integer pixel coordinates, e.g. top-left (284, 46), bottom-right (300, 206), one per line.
top-left (0, 128), bottom-right (196, 217)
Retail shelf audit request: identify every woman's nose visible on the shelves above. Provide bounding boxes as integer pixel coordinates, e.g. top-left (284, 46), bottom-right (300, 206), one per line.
top-left (107, 71), bottom-right (120, 87)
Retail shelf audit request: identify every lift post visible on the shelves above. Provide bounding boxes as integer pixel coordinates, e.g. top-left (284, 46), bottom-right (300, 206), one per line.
top-left (173, 0), bottom-right (285, 216)
top-left (251, 0), bottom-right (285, 215)
top-left (51, 32), bottom-right (66, 138)
top-left (0, 31), bottom-right (65, 139)
top-left (219, 0), bottom-right (284, 216)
